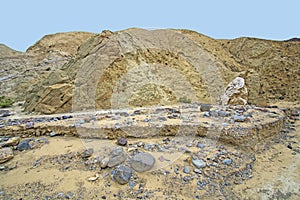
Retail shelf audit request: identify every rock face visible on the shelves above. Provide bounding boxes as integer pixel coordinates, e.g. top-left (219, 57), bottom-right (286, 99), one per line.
top-left (0, 29), bottom-right (299, 114)
top-left (0, 32), bottom-right (95, 103)
top-left (220, 77), bottom-right (248, 105)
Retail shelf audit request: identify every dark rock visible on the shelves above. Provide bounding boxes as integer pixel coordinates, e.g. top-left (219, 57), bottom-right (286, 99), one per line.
top-left (111, 165), bottom-right (132, 185)
top-left (158, 116), bottom-right (167, 121)
top-left (287, 144), bottom-right (293, 149)
top-left (81, 148), bottom-right (94, 159)
top-left (131, 152), bottom-right (155, 172)
top-left (200, 104), bottom-right (212, 112)
top-left (117, 137), bottom-right (127, 146)
top-left (25, 121), bottom-right (34, 129)
top-left (17, 138), bottom-right (34, 151)
top-left (119, 112), bottom-right (129, 117)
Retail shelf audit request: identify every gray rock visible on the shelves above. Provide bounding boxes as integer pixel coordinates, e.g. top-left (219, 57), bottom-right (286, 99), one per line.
top-left (81, 148), bottom-right (94, 159)
top-left (200, 104), bottom-right (212, 112)
top-left (183, 166), bottom-right (190, 174)
top-left (117, 137), bottom-right (127, 146)
top-left (144, 143), bottom-right (153, 150)
top-left (131, 152), bottom-right (155, 172)
top-left (108, 147), bottom-right (127, 167)
top-left (223, 159), bottom-right (233, 165)
top-left (17, 138), bottom-right (34, 151)
top-left (192, 159), bottom-right (206, 169)
top-left (233, 115), bottom-right (246, 122)
top-left (0, 147), bottom-right (14, 163)
top-left (100, 157), bottom-right (109, 168)
top-left (111, 165), bottom-right (132, 185)
top-left (197, 142), bottom-right (204, 148)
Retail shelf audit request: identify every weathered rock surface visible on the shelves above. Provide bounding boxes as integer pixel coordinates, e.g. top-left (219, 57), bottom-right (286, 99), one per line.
top-left (220, 77), bottom-right (248, 105)
top-left (17, 28), bottom-right (299, 114)
top-left (0, 32), bottom-right (95, 102)
top-left (111, 165), bottom-right (132, 185)
top-left (0, 147), bottom-right (14, 163)
top-left (130, 152), bottom-right (155, 172)
top-left (108, 147), bottom-right (127, 167)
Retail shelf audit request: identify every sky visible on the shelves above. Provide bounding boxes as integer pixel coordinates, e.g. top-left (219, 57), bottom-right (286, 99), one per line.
top-left (1, 0), bottom-right (299, 52)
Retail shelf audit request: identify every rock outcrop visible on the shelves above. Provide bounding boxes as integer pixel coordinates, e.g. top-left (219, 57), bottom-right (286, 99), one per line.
top-left (1, 29), bottom-right (299, 114)
top-left (0, 32), bottom-right (95, 102)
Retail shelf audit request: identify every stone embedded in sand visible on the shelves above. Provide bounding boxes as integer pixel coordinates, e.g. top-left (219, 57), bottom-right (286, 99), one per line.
top-left (221, 77), bottom-right (248, 105)
top-left (0, 147), bottom-right (14, 163)
top-left (200, 104), bottom-right (212, 112)
top-left (100, 157), bottom-right (109, 168)
top-left (108, 147), bottom-right (127, 167)
top-left (117, 137), bottom-right (127, 146)
top-left (192, 159), bottom-right (206, 169)
top-left (81, 148), bottom-right (94, 159)
top-left (111, 165), bottom-right (132, 185)
top-left (17, 138), bottom-right (34, 151)
top-left (130, 152), bottom-right (155, 172)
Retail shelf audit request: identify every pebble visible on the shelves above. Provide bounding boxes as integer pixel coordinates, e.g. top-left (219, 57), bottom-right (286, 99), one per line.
top-left (49, 131), bottom-right (57, 137)
top-left (0, 147), bottom-right (14, 164)
top-left (197, 142), bottom-right (204, 148)
top-left (143, 143), bottom-right (153, 150)
top-left (223, 159), bottom-right (233, 165)
top-left (192, 159), bottom-right (206, 169)
top-left (119, 112), bottom-right (129, 117)
top-left (183, 166), bottom-right (190, 174)
top-left (111, 165), bottom-right (132, 185)
top-left (81, 148), bottom-right (94, 159)
top-left (117, 137), bottom-right (127, 146)
top-left (100, 157), bottom-right (109, 168)
top-left (131, 152), bottom-right (155, 172)
top-left (200, 104), bottom-right (212, 112)
top-left (233, 115), bottom-right (246, 122)
top-left (129, 181), bottom-right (136, 188)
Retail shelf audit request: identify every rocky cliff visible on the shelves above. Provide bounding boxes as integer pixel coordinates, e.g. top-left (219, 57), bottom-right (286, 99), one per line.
top-left (1, 29), bottom-right (299, 114)
top-left (0, 32), bottom-right (95, 102)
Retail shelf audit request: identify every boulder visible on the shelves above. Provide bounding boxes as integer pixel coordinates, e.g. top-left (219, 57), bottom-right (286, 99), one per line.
top-left (221, 77), bottom-right (248, 105)
top-left (130, 152), bottom-right (155, 172)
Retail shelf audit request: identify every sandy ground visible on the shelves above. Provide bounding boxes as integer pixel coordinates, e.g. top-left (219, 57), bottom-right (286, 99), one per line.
top-left (0, 103), bottom-right (299, 199)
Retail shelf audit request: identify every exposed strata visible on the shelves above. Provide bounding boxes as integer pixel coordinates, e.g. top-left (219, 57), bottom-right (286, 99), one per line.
top-left (0, 104), bottom-right (285, 151)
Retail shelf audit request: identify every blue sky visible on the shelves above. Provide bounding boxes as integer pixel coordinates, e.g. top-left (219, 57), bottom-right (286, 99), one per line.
top-left (1, 0), bottom-right (299, 51)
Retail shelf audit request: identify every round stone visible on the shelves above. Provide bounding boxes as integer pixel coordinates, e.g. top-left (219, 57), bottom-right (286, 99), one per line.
top-left (130, 152), bottom-right (155, 172)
